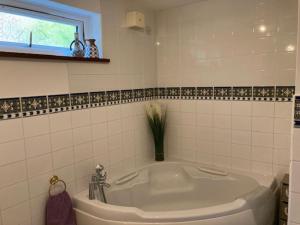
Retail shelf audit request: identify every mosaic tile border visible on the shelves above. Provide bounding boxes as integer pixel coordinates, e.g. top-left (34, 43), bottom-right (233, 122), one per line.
top-left (294, 96), bottom-right (300, 128)
top-left (0, 86), bottom-right (295, 121)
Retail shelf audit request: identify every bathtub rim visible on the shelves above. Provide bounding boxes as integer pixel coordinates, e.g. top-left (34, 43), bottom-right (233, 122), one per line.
top-left (73, 160), bottom-right (276, 223)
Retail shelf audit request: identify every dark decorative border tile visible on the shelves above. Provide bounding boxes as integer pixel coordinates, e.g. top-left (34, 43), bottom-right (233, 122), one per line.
top-left (294, 96), bottom-right (300, 128)
top-left (253, 86), bottom-right (275, 101)
top-left (196, 87), bottom-right (213, 100)
top-left (133, 89), bottom-right (144, 102)
top-left (276, 86), bottom-right (295, 102)
top-left (157, 88), bottom-right (166, 99)
top-left (107, 91), bottom-right (120, 105)
top-left (90, 92), bottom-right (106, 107)
top-left (232, 87), bottom-right (252, 101)
top-left (153, 88), bottom-right (158, 99)
top-left (166, 87), bottom-right (180, 99)
top-left (181, 87), bottom-right (196, 100)
top-left (0, 86), bottom-right (296, 121)
top-left (121, 90), bottom-right (133, 103)
top-left (21, 96), bottom-right (48, 117)
top-left (48, 94), bottom-right (71, 113)
top-left (71, 93), bottom-right (90, 110)
top-left (214, 87), bottom-right (232, 100)
top-left (145, 88), bottom-right (154, 100)
top-left (0, 98), bottom-right (22, 120)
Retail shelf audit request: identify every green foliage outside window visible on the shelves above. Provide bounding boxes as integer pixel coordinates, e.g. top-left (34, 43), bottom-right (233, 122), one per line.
top-left (0, 11), bottom-right (76, 48)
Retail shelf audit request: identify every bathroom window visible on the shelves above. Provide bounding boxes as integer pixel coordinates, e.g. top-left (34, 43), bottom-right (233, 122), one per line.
top-left (0, 2), bottom-right (102, 57)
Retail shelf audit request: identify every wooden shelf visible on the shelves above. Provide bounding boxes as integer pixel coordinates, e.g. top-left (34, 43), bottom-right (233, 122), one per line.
top-left (0, 51), bottom-right (110, 63)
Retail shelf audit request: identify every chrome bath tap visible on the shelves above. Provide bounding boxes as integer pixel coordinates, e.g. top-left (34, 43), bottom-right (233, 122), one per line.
top-left (89, 164), bottom-right (110, 203)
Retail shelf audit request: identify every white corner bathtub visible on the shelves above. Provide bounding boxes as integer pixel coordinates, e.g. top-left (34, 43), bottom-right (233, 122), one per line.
top-left (73, 161), bottom-right (277, 225)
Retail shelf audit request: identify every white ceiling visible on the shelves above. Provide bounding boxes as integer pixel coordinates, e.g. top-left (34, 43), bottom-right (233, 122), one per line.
top-left (138, 0), bottom-right (205, 11)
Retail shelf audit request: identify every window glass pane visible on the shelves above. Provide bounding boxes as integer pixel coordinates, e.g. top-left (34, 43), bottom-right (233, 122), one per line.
top-left (0, 11), bottom-right (76, 48)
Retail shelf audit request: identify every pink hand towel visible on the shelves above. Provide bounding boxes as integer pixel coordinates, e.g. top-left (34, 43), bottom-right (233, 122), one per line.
top-left (46, 191), bottom-right (76, 225)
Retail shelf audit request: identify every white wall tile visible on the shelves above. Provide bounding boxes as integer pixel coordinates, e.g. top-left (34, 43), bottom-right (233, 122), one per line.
top-left (197, 114), bottom-right (213, 127)
top-left (108, 134), bottom-right (122, 151)
top-left (108, 120), bottom-right (122, 136)
top-left (23, 116), bottom-right (50, 138)
top-left (196, 101), bottom-right (213, 114)
top-left (180, 112), bottom-right (196, 126)
top-left (252, 132), bottom-right (274, 148)
top-left (0, 161), bottom-right (27, 188)
top-left (92, 122), bottom-right (108, 140)
top-left (1, 201), bottom-right (31, 225)
top-left (232, 116), bottom-right (252, 131)
top-left (180, 101), bottom-right (196, 113)
top-left (196, 126), bottom-right (214, 141)
top-left (275, 102), bottom-right (293, 118)
top-left (0, 181), bottom-right (29, 210)
top-left (231, 158), bottom-right (251, 171)
top-left (30, 194), bottom-right (47, 225)
top-left (213, 101), bottom-right (231, 115)
top-left (73, 126), bottom-right (92, 145)
top-left (0, 120), bottom-right (23, 143)
top-left (252, 117), bottom-right (274, 133)
top-left (214, 142), bottom-right (231, 157)
top-left (51, 130), bottom-right (73, 151)
top-left (49, 112), bottom-right (72, 132)
top-left (54, 165), bottom-right (75, 183)
top-left (274, 118), bottom-right (292, 134)
top-left (292, 129), bottom-right (300, 161)
top-left (28, 172), bottom-right (52, 198)
top-left (273, 149), bottom-right (290, 166)
top-left (71, 109), bottom-right (91, 128)
top-left (90, 107), bottom-right (107, 124)
top-left (106, 105), bottom-right (121, 121)
top-left (290, 192), bottom-right (300, 223)
top-left (252, 146), bottom-right (273, 163)
top-left (74, 142), bottom-right (93, 162)
top-left (93, 138), bottom-right (109, 159)
top-left (231, 101), bottom-right (252, 116)
top-left (252, 102), bottom-right (274, 117)
top-left (213, 155), bottom-right (231, 169)
top-left (27, 154), bottom-right (53, 178)
top-left (291, 162), bottom-right (300, 193)
top-left (252, 161), bottom-right (273, 175)
top-left (74, 158), bottom-right (94, 179)
top-left (213, 115), bottom-right (231, 129)
top-left (232, 130), bottom-right (251, 145)
top-left (213, 129), bottom-right (231, 143)
top-left (274, 134), bottom-right (291, 149)
top-left (25, 134), bottom-right (51, 158)
top-left (231, 144), bottom-right (251, 160)
top-left (0, 140), bottom-right (25, 166)
top-left (52, 147), bottom-right (74, 169)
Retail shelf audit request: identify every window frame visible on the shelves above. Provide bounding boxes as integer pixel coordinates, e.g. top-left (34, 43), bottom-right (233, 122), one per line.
top-left (0, 1), bottom-right (102, 57)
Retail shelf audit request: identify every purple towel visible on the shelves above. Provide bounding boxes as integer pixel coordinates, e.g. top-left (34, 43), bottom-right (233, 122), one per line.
top-left (46, 191), bottom-right (76, 225)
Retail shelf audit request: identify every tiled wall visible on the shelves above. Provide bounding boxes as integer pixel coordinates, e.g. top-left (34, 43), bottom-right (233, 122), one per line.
top-left (0, 102), bottom-right (154, 225)
top-left (156, 0), bottom-right (297, 87)
top-left (155, 0), bottom-right (297, 178)
top-left (0, 0), bottom-right (157, 225)
top-left (158, 86), bottom-right (293, 177)
top-left (288, 0), bottom-right (300, 223)
top-left (289, 96), bottom-right (300, 225)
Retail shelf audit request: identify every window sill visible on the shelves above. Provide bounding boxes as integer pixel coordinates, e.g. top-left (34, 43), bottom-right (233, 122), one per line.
top-left (0, 51), bottom-right (110, 63)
